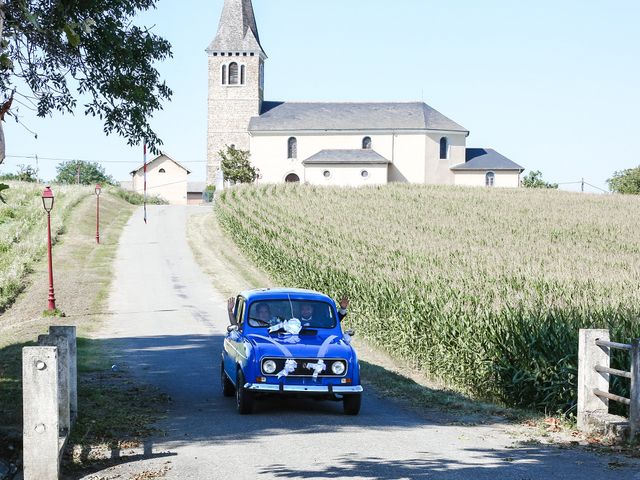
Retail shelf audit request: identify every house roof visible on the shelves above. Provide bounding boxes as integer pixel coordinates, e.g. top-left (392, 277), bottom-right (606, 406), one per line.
top-left (450, 149), bottom-right (524, 172)
top-left (207, 0), bottom-right (265, 56)
top-left (302, 149), bottom-right (391, 165)
top-left (249, 102), bottom-right (468, 133)
top-left (130, 154), bottom-right (191, 175)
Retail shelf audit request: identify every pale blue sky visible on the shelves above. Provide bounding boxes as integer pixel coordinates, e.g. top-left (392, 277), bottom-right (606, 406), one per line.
top-left (2, 0), bottom-right (639, 192)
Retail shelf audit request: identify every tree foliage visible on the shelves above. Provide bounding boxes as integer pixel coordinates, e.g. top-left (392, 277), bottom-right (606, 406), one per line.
top-left (0, 0), bottom-right (173, 153)
top-left (219, 146), bottom-right (258, 184)
top-left (522, 170), bottom-right (558, 189)
top-left (607, 166), bottom-right (640, 195)
top-left (0, 163), bottom-right (38, 181)
top-left (55, 160), bottom-right (114, 185)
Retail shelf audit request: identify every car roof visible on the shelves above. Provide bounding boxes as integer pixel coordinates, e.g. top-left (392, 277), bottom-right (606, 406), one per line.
top-left (239, 288), bottom-right (335, 304)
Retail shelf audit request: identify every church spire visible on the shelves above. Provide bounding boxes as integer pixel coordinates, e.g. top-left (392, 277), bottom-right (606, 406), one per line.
top-left (208, 0), bottom-right (265, 56)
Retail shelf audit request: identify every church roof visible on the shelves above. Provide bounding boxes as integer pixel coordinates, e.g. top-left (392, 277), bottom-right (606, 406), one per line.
top-left (450, 149), bottom-right (524, 172)
top-left (208, 0), bottom-right (265, 55)
top-left (302, 149), bottom-right (391, 165)
top-left (249, 102), bottom-right (468, 133)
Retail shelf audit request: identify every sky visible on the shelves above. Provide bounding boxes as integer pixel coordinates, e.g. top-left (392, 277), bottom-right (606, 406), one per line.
top-left (2, 0), bottom-right (639, 193)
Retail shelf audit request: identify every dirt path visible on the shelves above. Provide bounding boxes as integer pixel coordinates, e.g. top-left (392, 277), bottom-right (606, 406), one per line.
top-left (74, 204), bottom-right (640, 480)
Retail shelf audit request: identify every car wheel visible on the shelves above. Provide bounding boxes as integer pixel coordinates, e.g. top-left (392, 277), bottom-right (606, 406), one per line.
top-left (221, 359), bottom-right (235, 397)
top-left (236, 369), bottom-right (254, 415)
top-left (343, 394), bottom-right (361, 415)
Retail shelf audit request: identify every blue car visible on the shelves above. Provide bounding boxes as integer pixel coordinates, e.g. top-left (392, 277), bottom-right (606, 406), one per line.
top-left (221, 288), bottom-right (363, 415)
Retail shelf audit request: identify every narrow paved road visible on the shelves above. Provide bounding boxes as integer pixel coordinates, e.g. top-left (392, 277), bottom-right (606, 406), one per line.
top-left (83, 205), bottom-right (640, 480)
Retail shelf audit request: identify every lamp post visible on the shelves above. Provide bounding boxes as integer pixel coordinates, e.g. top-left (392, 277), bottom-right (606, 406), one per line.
top-left (41, 186), bottom-right (56, 312)
top-left (95, 184), bottom-right (101, 244)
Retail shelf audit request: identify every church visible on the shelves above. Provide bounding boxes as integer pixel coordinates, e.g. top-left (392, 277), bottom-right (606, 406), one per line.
top-left (206, 0), bottom-right (524, 188)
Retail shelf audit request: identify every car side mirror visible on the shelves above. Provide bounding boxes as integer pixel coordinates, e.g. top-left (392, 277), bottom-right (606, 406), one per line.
top-left (345, 329), bottom-right (355, 337)
top-left (227, 325), bottom-right (239, 333)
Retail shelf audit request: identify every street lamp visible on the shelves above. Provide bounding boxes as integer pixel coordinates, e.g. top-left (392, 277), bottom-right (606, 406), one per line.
top-left (41, 186), bottom-right (56, 312)
top-left (95, 184), bottom-right (102, 244)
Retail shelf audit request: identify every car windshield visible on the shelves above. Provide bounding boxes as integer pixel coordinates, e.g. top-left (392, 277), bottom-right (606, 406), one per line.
top-left (248, 299), bottom-right (336, 329)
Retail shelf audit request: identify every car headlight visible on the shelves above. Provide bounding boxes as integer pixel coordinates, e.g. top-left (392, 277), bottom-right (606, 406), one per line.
top-left (331, 361), bottom-right (346, 375)
top-left (263, 360), bottom-right (277, 374)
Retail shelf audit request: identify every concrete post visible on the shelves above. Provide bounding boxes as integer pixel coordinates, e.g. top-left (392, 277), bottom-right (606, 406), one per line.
top-left (22, 346), bottom-right (60, 480)
top-left (630, 339), bottom-right (640, 442)
top-left (38, 334), bottom-right (70, 435)
top-left (50, 326), bottom-right (77, 424)
top-left (577, 329), bottom-right (610, 431)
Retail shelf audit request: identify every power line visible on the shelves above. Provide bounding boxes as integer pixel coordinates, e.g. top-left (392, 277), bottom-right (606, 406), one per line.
top-left (5, 154), bottom-right (207, 164)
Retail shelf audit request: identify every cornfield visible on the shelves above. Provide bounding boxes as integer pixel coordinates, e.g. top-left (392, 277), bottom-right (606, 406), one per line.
top-left (0, 182), bottom-right (90, 311)
top-left (216, 184), bottom-right (640, 413)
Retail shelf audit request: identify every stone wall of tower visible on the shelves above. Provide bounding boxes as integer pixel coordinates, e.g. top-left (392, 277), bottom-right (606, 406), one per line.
top-left (207, 53), bottom-right (263, 185)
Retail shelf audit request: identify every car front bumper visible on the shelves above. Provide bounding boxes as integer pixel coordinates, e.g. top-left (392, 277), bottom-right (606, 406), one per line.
top-left (244, 383), bottom-right (363, 394)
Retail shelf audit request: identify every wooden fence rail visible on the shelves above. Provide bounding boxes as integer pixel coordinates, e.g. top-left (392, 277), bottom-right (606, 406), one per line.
top-left (577, 329), bottom-right (639, 442)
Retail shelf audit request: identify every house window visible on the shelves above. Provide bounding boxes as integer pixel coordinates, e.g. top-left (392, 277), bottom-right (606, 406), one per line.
top-left (240, 65), bottom-right (246, 85)
top-left (361, 170), bottom-right (370, 179)
top-left (323, 170), bottom-right (331, 179)
top-left (159, 168), bottom-right (166, 173)
top-left (229, 62), bottom-right (239, 85)
top-left (362, 137), bottom-right (372, 149)
top-left (285, 173), bottom-right (300, 183)
top-left (485, 172), bottom-right (495, 187)
top-left (287, 137), bottom-right (297, 159)
top-left (440, 137), bottom-right (449, 160)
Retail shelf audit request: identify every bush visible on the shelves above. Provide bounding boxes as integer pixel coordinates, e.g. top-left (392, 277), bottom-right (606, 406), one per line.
top-left (111, 188), bottom-right (168, 206)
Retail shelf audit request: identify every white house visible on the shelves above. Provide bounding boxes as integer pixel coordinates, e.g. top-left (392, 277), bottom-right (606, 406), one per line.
top-left (130, 154), bottom-right (190, 205)
top-left (206, 0), bottom-right (524, 188)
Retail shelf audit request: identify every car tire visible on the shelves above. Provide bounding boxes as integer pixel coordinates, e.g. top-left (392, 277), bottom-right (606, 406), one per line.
top-left (236, 369), bottom-right (254, 415)
top-left (343, 394), bottom-right (361, 415)
top-left (221, 360), bottom-right (235, 397)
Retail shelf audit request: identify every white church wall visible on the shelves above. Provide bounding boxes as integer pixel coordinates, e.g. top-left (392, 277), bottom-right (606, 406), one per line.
top-left (388, 134), bottom-right (427, 183)
top-left (304, 164), bottom-right (388, 186)
top-left (424, 133), bottom-right (466, 185)
top-left (453, 170), bottom-right (521, 188)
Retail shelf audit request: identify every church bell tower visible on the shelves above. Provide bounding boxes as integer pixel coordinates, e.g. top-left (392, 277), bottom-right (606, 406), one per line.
top-left (206, 0), bottom-right (266, 185)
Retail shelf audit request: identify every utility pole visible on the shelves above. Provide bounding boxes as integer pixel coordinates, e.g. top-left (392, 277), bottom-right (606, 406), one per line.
top-left (581, 178), bottom-right (585, 193)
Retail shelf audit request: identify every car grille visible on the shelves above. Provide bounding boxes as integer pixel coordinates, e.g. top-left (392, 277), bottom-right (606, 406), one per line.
top-left (261, 357), bottom-right (347, 377)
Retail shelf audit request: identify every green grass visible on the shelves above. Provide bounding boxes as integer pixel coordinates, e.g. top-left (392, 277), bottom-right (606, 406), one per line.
top-left (215, 183), bottom-right (640, 414)
top-left (0, 181), bottom-right (91, 312)
top-left (110, 186), bottom-right (168, 206)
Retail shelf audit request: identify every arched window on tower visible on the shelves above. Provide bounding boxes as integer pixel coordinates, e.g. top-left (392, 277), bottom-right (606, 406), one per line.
top-left (229, 62), bottom-right (239, 85)
top-left (240, 65), bottom-right (246, 85)
top-left (362, 137), bottom-right (372, 149)
top-left (440, 137), bottom-right (449, 160)
top-left (222, 65), bottom-right (227, 85)
top-left (288, 137), bottom-right (298, 159)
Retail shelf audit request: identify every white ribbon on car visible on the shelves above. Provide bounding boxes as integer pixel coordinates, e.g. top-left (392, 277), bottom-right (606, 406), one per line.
top-left (304, 359), bottom-right (327, 379)
top-left (268, 318), bottom-right (302, 335)
top-left (277, 358), bottom-right (298, 379)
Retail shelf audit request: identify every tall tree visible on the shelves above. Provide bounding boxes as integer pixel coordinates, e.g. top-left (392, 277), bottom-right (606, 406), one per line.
top-left (0, 0), bottom-right (173, 163)
top-left (55, 160), bottom-right (114, 185)
top-left (608, 166), bottom-right (640, 195)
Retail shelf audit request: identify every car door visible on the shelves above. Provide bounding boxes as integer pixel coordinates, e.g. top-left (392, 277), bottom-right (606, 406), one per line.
top-left (224, 296), bottom-right (245, 380)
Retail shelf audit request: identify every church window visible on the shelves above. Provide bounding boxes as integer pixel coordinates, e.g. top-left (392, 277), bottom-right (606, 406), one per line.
top-left (361, 170), bottom-right (370, 179)
top-left (229, 62), bottom-right (239, 84)
top-left (323, 170), bottom-right (331, 179)
top-left (285, 173), bottom-right (300, 183)
top-left (287, 137), bottom-right (298, 159)
top-left (240, 65), bottom-right (246, 85)
top-left (222, 65), bottom-right (227, 85)
top-left (440, 137), bottom-right (449, 159)
top-left (485, 172), bottom-right (495, 187)
top-left (362, 137), bottom-right (372, 149)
